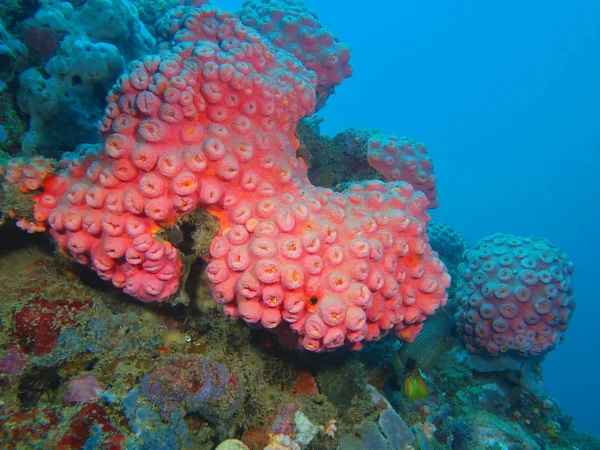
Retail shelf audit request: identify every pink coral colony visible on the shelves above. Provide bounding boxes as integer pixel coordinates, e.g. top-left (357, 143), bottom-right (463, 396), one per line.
top-left (3, 4), bottom-right (448, 352)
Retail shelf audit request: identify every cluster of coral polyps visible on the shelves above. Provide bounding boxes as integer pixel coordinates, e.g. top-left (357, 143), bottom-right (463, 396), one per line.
top-left (4, 4), bottom-right (448, 351)
top-left (457, 233), bottom-right (575, 357)
top-left (367, 134), bottom-right (439, 209)
top-left (2, 156), bottom-right (54, 193)
top-left (207, 178), bottom-right (449, 352)
top-left (237, 0), bottom-right (352, 108)
top-left (0, 156), bottom-right (55, 232)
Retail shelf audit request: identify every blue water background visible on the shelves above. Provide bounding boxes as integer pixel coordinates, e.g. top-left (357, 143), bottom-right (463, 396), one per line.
top-left (221, 0), bottom-right (600, 435)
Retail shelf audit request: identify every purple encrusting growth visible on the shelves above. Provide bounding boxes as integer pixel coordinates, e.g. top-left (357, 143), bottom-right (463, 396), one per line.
top-left (271, 401), bottom-right (297, 435)
top-left (141, 355), bottom-right (243, 422)
top-left (0, 346), bottom-right (27, 377)
top-left (63, 374), bottom-right (104, 404)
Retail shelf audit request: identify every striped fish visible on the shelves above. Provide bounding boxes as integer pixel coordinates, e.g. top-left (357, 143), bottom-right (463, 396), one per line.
top-left (393, 310), bottom-right (456, 401)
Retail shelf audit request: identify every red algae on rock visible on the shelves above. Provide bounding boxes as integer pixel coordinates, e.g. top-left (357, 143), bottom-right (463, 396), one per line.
top-left (13, 297), bottom-right (93, 356)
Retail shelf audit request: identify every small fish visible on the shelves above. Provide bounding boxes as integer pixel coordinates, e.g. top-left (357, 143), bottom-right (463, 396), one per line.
top-left (393, 310), bottom-right (456, 401)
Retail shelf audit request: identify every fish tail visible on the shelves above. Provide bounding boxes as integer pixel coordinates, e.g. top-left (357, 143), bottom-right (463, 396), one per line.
top-left (404, 369), bottom-right (428, 401)
top-left (392, 351), bottom-right (403, 373)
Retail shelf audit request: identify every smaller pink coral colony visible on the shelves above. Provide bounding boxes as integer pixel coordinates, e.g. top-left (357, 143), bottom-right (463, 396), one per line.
top-left (367, 134), bottom-right (439, 209)
top-left (237, 0), bottom-right (352, 108)
top-left (3, 156), bottom-right (54, 193)
top-left (2, 3), bottom-right (448, 352)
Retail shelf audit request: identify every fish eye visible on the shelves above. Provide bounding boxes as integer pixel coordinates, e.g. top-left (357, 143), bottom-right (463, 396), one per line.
top-left (309, 296), bottom-right (318, 306)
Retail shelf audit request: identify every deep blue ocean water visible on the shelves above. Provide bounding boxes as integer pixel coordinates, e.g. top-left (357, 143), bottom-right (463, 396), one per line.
top-left (221, 0), bottom-right (600, 436)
